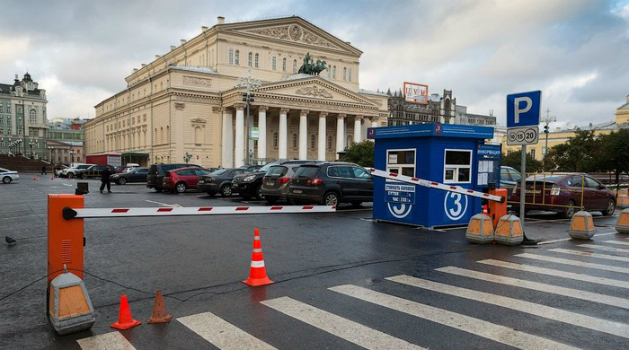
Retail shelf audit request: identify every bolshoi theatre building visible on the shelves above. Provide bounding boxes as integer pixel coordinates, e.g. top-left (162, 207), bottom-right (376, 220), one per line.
top-left (83, 16), bottom-right (389, 167)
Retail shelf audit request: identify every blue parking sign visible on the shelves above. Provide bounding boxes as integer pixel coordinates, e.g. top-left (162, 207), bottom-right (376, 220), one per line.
top-left (507, 91), bottom-right (541, 127)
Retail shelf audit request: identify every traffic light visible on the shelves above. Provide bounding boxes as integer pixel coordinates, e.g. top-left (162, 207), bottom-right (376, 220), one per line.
top-left (242, 93), bottom-right (255, 103)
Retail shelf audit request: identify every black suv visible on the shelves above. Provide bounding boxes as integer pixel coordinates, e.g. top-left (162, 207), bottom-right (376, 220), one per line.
top-left (287, 162), bottom-right (373, 206)
top-left (147, 163), bottom-right (200, 192)
top-left (231, 160), bottom-right (319, 200)
top-left (197, 168), bottom-right (251, 197)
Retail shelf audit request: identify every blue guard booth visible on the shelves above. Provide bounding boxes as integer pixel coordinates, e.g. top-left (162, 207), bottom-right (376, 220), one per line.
top-left (368, 123), bottom-right (500, 228)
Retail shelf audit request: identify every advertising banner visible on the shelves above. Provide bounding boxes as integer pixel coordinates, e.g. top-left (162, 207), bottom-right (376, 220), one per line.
top-left (403, 82), bottom-right (429, 105)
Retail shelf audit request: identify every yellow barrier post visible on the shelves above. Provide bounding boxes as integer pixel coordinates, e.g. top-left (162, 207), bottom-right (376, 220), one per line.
top-left (615, 208), bottom-right (629, 234)
top-left (466, 214), bottom-right (495, 244)
top-left (494, 214), bottom-right (523, 245)
top-left (568, 211), bottom-right (595, 240)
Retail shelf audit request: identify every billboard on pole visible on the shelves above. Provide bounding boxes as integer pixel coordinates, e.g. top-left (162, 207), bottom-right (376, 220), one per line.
top-left (403, 82), bottom-right (429, 105)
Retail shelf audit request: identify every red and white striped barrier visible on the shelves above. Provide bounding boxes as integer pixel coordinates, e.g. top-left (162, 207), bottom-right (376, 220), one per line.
top-left (63, 205), bottom-right (336, 219)
top-left (370, 168), bottom-right (504, 203)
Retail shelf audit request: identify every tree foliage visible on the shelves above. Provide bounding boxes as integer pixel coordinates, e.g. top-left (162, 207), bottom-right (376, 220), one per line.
top-left (341, 141), bottom-right (374, 167)
top-left (502, 149), bottom-right (541, 173)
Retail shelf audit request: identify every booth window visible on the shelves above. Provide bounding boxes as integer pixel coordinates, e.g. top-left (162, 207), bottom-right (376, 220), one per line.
top-left (444, 149), bottom-right (471, 183)
top-left (386, 149), bottom-right (415, 177)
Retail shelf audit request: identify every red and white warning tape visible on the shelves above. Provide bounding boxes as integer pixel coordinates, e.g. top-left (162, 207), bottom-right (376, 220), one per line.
top-left (63, 205), bottom-right (336, 219)
top-left (370, 168), bottom-right (504, 203)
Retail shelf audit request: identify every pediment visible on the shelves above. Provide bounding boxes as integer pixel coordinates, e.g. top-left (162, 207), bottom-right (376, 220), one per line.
top-left (255, 77), bottom-right (378, 107)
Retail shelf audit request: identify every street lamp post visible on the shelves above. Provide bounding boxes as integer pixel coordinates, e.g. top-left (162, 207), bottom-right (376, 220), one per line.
top-left (540, 108), bottom-right (556, 172)
top-left (235, 67), bottom-right (261, 166)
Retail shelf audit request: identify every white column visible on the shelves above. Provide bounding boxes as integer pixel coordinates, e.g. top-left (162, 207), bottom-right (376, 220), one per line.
top-left (279, 108), bottom-right (288, 159)
top-left (336, 113), bottom-right (346, 159)
top-left (318, 112), bottom-right (327, 161)
top-left (222, 109), bottom-right (234, 168)
top-left (299, 110), bottom-right (309, 160)
top-left (257, 106), bottom-right (268, 161)
top-left (234, 104), bottom-right (245, 167)
top-left (371, 117), bottom-right (378, 128)
top-left (354, 116), bottom-right (363, 143)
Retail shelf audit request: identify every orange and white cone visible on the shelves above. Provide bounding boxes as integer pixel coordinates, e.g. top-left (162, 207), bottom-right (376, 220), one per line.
top-left (482, 205), bottom-right (489, 216)
top-left (243, 228), bottom-right (273, 287)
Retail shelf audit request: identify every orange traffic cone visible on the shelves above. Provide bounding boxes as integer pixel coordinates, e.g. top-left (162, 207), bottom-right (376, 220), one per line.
top-left (148, 290), bottom-right (172, 324)
top-left (110, 294), bottom-right (141, 330)
top-left (243, 228), bottom-right (273, 287)
top-left (33, 175), bottom-right (37, 181)
top-left (482, 205), bottom-right (489, 216)
top-left (51, 175), bottom-right (54, 180)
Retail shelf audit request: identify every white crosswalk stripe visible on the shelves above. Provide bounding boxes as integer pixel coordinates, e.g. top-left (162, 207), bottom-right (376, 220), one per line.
top-left (515, 253), bottom-right (629, 273)
top-left (178, 312), bottom-right (278, 350)
top-left (261, 296), bottom-right (425, 350)
top-left (77, 331), bottom-right (137, 350)
top-left (605, 240), bottom-right (630, 246)
top-left (436, 266), bottom-right (628, 309)
top-left (330, 284), bottom-right (582, 350)
top-left (549, 248), bottom-right (629, 262)
top-left (478, 259), bottom-right (628, 288)
top-left (386, 275), bottom-right (628, 338)
top-left (578, 244), bottom-right (629, 254)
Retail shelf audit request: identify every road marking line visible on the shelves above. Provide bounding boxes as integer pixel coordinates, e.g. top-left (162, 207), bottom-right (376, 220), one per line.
top-left (178, 312), bottom-right (277, 350)
top-left (478, 259), bottom-right (628, 289)
top-left (605, 240), bottom-right (630, 246)
top-left (261, 296), bottom-right (424, 350)
top-left (330, 284), bottom-right (582, 350)
top-left (77, 331), bottom-right (137, 350)
top-left (144, 199), bottom-right (180, 207)
top-left (387, 275), bottom-right (628, 338)
top-left (62, 183), bottom-right (73, 187)
top-left (538, 232), bottom-right (617, 245)
top-left (549, 248), bottom-right (629, 262)
top-left (515, 253), bottom-right (629, 274)
top-left (578, 244), bottom-right (629, 254)
top-left (437, 266), bottom-right (628, 309)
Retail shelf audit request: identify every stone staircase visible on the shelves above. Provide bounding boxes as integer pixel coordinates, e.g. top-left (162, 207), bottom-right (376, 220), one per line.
top-left (0, 154), bottom-right (51, 173)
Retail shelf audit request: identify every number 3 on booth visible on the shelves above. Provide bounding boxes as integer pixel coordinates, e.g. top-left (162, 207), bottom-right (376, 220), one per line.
top-left (444, 192), bottom-right (467, 221)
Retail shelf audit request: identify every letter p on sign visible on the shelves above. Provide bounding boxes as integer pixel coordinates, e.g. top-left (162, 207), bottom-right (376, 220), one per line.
top-left (507, 91), bottom-right (541, 128)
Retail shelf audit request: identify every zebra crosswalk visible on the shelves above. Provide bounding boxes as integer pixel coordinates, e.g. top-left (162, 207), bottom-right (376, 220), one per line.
top-left (77, 237), bottom-right (629, 350)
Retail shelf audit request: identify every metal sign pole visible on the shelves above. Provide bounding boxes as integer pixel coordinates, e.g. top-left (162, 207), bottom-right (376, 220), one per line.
top-left (520, 144), bottom-right (526, 229)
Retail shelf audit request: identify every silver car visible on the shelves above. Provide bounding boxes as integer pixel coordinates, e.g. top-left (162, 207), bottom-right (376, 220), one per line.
top-left (0, 167), bottom-right (19, 184)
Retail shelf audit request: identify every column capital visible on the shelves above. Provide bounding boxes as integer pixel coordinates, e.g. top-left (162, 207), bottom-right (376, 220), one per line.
top-left (354, 115), bottom-right (364, 121)
top-left (337, 113), bottom-right (347, 119)
top-left (234, 103), bottom-right (246, 111)
top-left (258, 105), bottom-right (269, 113)
top-left (279, 107), bottom-right (290, 115)
top-left (319, 111), bottom-right (329, 118)
top-left (300, 110), bottom-right (310, 117)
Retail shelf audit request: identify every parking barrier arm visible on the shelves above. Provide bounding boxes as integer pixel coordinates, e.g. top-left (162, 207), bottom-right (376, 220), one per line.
top-left (370, 168), bottom-right (504, 203)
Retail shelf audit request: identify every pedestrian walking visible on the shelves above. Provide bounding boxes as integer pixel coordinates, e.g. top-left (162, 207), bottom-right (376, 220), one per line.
top-left (100, 165), bottom-right (113, 193)
top-left (41, 165), bottom-right (47, 175)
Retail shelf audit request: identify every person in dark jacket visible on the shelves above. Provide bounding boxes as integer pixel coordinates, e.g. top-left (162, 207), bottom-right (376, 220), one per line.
top-left (41, 165), bottom-right (47, 175)
top-left (100, 165), bottom-right (113, 193)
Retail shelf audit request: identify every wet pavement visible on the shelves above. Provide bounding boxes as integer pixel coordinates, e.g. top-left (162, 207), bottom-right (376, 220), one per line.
top-left (0, 175), bottom-right (627, 350)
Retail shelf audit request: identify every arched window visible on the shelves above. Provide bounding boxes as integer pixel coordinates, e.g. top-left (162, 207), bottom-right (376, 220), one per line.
top-left (272, 56), bottom-right (277, 70)
top-left (255, 53), bottom-right (259, 68)
top-left (310, 134), bottom-right (316, 149)
top-left (160, 127), bottom-right (163, 143)
top-left (154, 128), bottom-right (157, 143)
top-left (166, 125), bottom-right (170, 143)
top-left (293, 59), bottom-right (297, 73)
top-left (229, 49), bottom-right (234, 64)
top-left (273, 132), bottom-right (278, 148)
top-left (292, 133), bottom-right (297, 149)
top-left (327, 135), bottom-right (332, 150)
top-left (343, 67), bottom-right (347, 81)
top-left (248, 52), bottom-right (252, 67)
top-left (29, 109), bottom-right (36, 123)
top-left (235, 50), bottom-right (240, 65)
top-left (348, 68), bottom-right (352, 82)
top-left (282, 58), bottom-right (286, 72)
top-left (333, 66), bottom-right (336, 79)
top-left (194, 127), bottom-right (203, 145)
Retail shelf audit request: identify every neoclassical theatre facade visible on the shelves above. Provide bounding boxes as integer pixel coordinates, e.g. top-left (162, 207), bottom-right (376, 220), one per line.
top-left (84, 16), bottom-right (388, 167)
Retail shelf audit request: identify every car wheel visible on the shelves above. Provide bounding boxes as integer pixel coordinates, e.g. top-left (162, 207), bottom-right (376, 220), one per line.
top-left (67, 173), bottom-right (74, 179)
top-left (560, 200), bottom-right (576, 219)
top-left (220, 184), bottom-right (232, 197)
top-left (323, 192), bottom-right (339, 206)
top-left (2, 176), bottom-right (12, 184)
top-left (175, 182), bottom-right (187, 193)
top-left (602, 199), bottom-right (615, 216)
top-left (118, 177), bottom-right (127, 185)
top-left (265, 196), bottom-right (278, 205)
top-left (255, 185), bottom-right (265, 200)
top-left (81, 173), bottom-right (87, 179)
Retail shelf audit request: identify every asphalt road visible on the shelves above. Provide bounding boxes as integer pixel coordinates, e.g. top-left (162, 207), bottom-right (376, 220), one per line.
top-left (1, 175), bottom-right (628, 350)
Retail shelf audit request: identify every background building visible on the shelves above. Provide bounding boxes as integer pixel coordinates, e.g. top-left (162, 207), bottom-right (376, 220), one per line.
top-left (0, 73), bottom-right (49, 158)
top-left (84, 16), bottom-right (389, 167)
top-left (46, 119), bottom-right (85, 165)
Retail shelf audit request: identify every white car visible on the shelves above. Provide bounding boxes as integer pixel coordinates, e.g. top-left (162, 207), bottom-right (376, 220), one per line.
top-left (61, 164), bottom-right (95, 179)
top-left (54, 165), bottom-right (69, 177)
top-left (0, 167), bottom-right (19, 184)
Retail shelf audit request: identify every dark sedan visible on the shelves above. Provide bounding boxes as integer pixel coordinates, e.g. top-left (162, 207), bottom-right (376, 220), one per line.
top-left (110, 167), bottom-right (149, 185)
top-left (198, 168), bottom-right (251, 197)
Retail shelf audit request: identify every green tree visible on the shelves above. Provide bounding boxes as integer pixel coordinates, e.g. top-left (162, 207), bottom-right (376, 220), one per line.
top-left (502, 149), bottom-right (541, 173)
top-left (341, 141), bottom-right (374, 167)
top-left (593, 128), bottom-right (629, 184)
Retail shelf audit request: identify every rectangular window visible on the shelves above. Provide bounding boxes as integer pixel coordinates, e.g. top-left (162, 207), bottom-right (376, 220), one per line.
top-left (444, 149), bottom-right (472, 183)
top-left (387, 149), bottom-right (415, 177)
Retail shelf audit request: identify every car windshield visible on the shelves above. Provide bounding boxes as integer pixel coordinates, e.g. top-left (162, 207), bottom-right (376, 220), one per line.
top-left (259, 162), bottom-right (279, 173)
top-left (525, 175), bottom-right (565, 182)
top-left (211, 169), bottom-right (228, 176)
top-left (78, 165), bottom-right (92, 169)
top-left (0, 168), bottom-right (8, 172)
top-left (266, 166), bottom-right (287, 176)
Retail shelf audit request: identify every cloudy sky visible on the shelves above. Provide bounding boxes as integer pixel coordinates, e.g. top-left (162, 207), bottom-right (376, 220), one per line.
top-left (1, 0), bottom-right (628, 127)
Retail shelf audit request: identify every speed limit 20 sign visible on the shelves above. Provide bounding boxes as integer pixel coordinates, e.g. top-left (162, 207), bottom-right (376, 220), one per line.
top-left (507, 126), bottom-right (538, 145)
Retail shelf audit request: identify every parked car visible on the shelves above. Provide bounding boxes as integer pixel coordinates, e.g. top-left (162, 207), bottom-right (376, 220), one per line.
top-left (197, 168), bottom-right (251, 197)
top-left (261, 164), bottom-right (305, 204)
top-left (232, 160), bottom-right (319, 200)
top-left (0, 167), bottom-right (19, 184)
top-left (147, 163), bottom-right (201, 192)
top-left (500, 166), bottom-right (522, 196)
top-left (162, 167), bottom-right (214, 193)
top-left (511, 173), bottom-right (616, 218)
top-left (54, 165), bottom-right (68, 177)
top-left (61, 164), bottom-right (95, 179)
top-left (79, 164), bottom-right (112, 179)
top-left (240, 165), bottom-right (263, 172)
top-left (287, 162), bottom-right (374, 206)
top-left (110, 167), bottom-right (149, 185)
